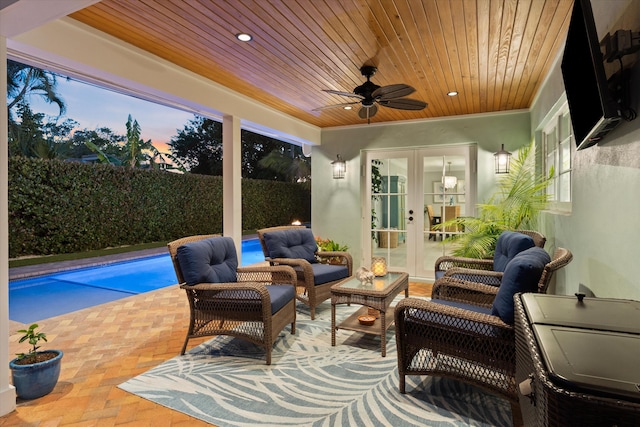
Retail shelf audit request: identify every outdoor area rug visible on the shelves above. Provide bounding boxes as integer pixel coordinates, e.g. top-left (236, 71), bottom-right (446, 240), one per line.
top-left (119, 299), bottom-right (513, 426)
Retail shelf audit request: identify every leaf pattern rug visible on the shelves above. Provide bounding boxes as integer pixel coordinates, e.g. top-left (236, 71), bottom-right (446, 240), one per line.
top-left (119, 299), bottom-right (513, 426)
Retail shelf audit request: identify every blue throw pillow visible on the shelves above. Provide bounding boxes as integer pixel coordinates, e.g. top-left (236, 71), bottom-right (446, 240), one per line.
top-left (493, 231), bottom-right (535, 272)
top-left (491, 247), bottom-right (551, 323)
top-left (262, 228), bottom-right (318, 263)
top-left (176, 236), bottom-right (239, 285)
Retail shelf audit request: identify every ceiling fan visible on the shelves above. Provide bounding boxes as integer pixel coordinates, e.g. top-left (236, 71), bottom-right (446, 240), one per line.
top-left (314, 65), bottom-right (427, 123)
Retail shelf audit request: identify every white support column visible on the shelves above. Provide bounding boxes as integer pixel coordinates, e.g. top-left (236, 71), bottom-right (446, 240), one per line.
top-left (0, 35), bottom-right (17, 416)
top-left (222, 115), bottom-right (242, 261)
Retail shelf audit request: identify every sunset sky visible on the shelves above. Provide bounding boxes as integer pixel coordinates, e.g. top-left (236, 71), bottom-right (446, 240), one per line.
top-left (27, 76), bottom-right (195, 154)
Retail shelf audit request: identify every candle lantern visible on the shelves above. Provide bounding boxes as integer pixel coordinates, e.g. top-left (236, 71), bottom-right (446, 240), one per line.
top-left (371, 257), bottom-right (387, 276)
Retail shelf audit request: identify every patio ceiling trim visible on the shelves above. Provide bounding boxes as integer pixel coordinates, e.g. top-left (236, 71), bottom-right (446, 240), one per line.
top-left (7, 16), bottom-right (321, 148)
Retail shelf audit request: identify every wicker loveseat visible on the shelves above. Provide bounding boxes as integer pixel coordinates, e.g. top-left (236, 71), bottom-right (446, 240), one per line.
top-left (167, 235), bottom-right (297, 364)
top-left (257, 225), bottom-right (352, 319)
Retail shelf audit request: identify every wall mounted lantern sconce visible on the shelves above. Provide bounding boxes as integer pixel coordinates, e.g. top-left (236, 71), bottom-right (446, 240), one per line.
top-left (494, 144), bottom-right (512, 174)
top-left (332, 155), bottom-right (346, 179)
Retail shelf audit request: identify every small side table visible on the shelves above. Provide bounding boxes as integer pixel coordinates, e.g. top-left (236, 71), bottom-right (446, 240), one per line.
top-left (331, 272), bottom-right (409, 356)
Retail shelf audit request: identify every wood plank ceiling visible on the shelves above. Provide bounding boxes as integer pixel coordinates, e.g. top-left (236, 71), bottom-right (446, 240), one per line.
top-left (69, 0), bottom-right (573, 128)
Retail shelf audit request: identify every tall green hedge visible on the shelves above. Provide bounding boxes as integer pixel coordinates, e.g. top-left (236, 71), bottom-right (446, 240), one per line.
top-left (8, 157), bottom-right (310, 258)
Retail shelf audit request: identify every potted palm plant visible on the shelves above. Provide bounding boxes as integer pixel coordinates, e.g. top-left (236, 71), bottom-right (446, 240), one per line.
top-left (439, 141), bottom-right (553, 258)
top-left (9, 323), bottom-right (63, 400)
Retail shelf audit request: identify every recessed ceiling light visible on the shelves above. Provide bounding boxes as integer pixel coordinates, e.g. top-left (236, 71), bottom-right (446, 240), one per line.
top-left (447, 91), bottom-right (458, 97)
top-left (236, 33), bottom-right (253, 42)
top-left (344, 106), bottom-right (352, 110)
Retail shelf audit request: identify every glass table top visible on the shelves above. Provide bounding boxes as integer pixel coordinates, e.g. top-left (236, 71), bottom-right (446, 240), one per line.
top-left (336, 272), bottom-right (405, 292)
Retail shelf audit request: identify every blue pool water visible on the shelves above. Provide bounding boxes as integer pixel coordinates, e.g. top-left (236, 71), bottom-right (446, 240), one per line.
top-left (9, 239), bottom-right (266, 323)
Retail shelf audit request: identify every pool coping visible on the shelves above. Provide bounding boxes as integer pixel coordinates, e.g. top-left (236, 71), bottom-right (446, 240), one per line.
top-left (9, 247), bottom-right (169, 281)
top-left (9, 235), bottom-right (260, 281)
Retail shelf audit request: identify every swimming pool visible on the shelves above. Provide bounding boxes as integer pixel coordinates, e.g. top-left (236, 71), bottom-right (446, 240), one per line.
top-left (9, 239), bottom-right (267, 323)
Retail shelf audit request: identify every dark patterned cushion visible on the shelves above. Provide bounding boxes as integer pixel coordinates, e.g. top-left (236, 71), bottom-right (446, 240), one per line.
top-left (491, 247), bottom-right (550, 323)
top-left (262, 228), bottom-right (318, 263)
top-left (176, 236), bottom-right (238, 285)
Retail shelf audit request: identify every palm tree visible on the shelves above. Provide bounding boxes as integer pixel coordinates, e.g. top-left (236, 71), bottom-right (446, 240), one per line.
top-left (124, 114), bottom-right (145, 168)
top-left (7, 61), bottom-right (68, 158)
top-left (440, 141), bottom-right (553, 258)
top-left (7, 60), bottom-right (66, 119)
top-left (85, 115), bottom-right (187, 172)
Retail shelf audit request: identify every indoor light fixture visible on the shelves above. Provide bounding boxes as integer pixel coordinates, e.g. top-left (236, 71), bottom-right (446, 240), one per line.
top-left (442, 162), bottom-right (457, 189)
top-left (332, 155), bottom-right (346, 179)
top-left (235, 33), bottom-right (253, 42)
top-left (447, 90), bottom-right (458, 96)
top-left (494, 144), bottom-right (512, 174)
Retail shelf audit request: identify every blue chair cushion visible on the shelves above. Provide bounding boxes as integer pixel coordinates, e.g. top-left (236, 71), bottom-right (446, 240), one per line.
top-left (262, 228), bottom-right (318, 263)
top-left (266, 285), bottom-right (296, 314)
top-left (405, 299), bottom-right (506, 338)
top-left (176, 236), bottom-right (239, 285)
top-left (493, 231), bottom-right (536, 272)
top-left (491, 247), bottom-right (551, 323)
top-left (305, 263), bottom-right (349, 285)
top-left (200, 285), bottom-right (295, 315)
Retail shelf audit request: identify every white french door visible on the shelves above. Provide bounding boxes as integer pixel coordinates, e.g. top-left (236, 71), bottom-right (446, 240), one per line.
top-left (363, 145), bottom-right (476, 279)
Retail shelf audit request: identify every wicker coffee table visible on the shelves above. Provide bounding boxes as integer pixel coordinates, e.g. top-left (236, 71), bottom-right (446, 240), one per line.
top-left (331, 272), bottom-right (409, 356)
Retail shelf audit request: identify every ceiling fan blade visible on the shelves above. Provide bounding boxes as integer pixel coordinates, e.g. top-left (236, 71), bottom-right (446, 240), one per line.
top-left (358, 104), bottom-right (378, 120)
top-left (379, 98), bottom-right (427, 111)
top-left (312, 101), bottom-right (360, 112)
top-left (372, 84), bottom-right (415, 100)
top-left (322, 89), bottom-right (364, 99)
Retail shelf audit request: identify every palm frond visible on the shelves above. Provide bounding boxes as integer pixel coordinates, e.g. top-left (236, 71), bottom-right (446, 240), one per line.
top-left (439, 141), bottom-right (552, 257)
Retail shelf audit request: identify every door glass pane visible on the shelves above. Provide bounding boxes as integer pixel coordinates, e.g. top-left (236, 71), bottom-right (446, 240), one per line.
top-left (420, 154), bottom-right (465, 277)
top-left (371, 157), bottom-right (408, 272)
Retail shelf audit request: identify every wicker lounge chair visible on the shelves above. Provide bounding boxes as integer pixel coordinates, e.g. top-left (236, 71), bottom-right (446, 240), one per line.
top-left (434, 230), bottom-right (545, 281)
top-left (395, 246), bottom-right (567, 423)
top-left (257, 225), bottom-right (352, 320)
top-left (167, 235), bottom-right (297, 364)
top-left (431, 247), bottom-right (573, 307)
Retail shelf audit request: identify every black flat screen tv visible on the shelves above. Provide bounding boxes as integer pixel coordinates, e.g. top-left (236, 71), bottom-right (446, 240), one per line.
top-left (561, 0), bottom-right (622, 150)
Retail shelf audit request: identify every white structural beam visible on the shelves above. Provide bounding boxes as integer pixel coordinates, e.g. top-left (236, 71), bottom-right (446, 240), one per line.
top-left (0, 0), bottom-right (99, 38)
top-left (0, 35), bottom-right (17, 417)
top-left (223, 116), bottom-right (243, 256)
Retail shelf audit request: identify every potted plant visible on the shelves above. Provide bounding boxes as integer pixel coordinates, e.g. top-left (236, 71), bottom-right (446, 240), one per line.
top-left (438, 141), bottom-right (553, 258)
top-left (9, 323), bottom-right (63, 400)
top-left (315, 236), bottom-right (349, 264)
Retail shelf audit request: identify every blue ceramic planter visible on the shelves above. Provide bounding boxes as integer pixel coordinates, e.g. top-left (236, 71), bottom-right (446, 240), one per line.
top-left (9, 350), bottom-right (63, 399)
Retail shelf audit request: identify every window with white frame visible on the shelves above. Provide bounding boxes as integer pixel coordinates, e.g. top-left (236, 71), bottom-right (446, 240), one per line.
top-left (542, 106), bottom-right (572, 211)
